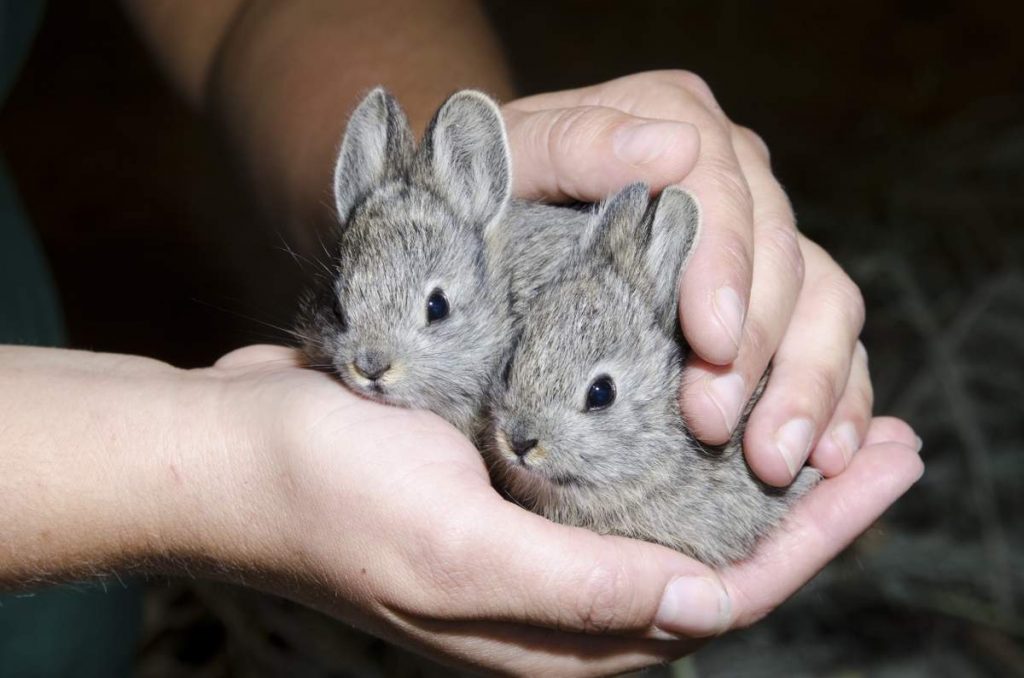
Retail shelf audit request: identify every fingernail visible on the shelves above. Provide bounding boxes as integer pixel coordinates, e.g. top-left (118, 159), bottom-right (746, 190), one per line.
top-left (713, 287), bottom-right (744, 352)
top-left (914, 435), bottom-right (924, 453)
top-left (706, 373), bottom-right (745, 433)
top-left (613, 121), bottom-right (688, 165)
top-left (655, 576), bottom-right (731, 638)
top-left (831, 421), bottom-right (860, 466)
top-left (775, 418), bottom-right (815, 478)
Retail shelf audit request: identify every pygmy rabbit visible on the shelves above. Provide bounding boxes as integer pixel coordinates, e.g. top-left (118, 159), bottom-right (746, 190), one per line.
top-left (486, 183), bottom-right (820, 566)
top-left (296, 88), bottom-right (588, 438)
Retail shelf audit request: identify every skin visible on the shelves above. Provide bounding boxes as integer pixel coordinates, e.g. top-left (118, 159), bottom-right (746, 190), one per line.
top-left (124, 1), bottom-right (876, 486)
top-left (0, 344), bottom-right (923, 676)
top-left (0, 1), bottom-right (921, 674)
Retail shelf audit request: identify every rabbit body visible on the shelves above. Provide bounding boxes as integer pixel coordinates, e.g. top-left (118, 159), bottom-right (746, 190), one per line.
top-left (298, 87), bottom-right (814, 565)
top-left (486, 183), bottom-right (819, 566)
top-left (296, 88), bottom-right (588, 438)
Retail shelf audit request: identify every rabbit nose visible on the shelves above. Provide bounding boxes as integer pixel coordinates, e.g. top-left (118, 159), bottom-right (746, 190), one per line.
top-left (509, 436), bottom-right (539, 458)
top-left (353, 350), bottom-right (391, 381)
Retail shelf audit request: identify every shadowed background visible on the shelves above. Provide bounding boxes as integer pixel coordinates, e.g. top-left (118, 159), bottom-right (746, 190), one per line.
top-left (1, 1), bottom-right (1021, 675)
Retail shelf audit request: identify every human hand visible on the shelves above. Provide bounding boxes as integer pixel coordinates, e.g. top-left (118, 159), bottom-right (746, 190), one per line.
top-left (503, 71), bottom-right (875, 486)
top-left (199, 345), bottom-right (923, 676)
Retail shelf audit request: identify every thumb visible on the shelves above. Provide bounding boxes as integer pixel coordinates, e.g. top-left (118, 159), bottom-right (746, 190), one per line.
top-left (501, 104), bottom-right (700, 202)
top-left (413, 501), bottom-right (733, 639)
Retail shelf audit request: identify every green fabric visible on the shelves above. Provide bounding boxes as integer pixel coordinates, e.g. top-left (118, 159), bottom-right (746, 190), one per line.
top-left (0, 585), bottom-right (141, 678)
top-left (1, 2), bottom-right (142, 675)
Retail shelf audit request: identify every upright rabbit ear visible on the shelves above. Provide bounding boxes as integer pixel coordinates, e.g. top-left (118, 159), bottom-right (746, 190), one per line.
top-left (587, 181), bottom-right (652, 282)
top-left (590, 184), bottom-right (701, 333)
top-left (333, 88), bottom-right (415, 223)
top-left (644, 187), bottom-right (701, 332)
top-left (419, 90), bottom-right (511, 233)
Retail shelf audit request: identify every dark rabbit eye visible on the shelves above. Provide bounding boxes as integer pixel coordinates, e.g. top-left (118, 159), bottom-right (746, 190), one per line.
top-left (426, 288), bottom-right (449, 323)
top-left (586, 375), bottom-right (616, 411)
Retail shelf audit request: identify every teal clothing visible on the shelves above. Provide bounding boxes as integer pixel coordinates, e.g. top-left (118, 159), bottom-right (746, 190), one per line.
top-left (1, 2), bottom-right (141, 675)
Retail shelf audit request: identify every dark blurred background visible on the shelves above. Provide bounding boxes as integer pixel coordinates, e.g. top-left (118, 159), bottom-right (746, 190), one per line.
top-left (2, 1), bottom-right (1021, 676)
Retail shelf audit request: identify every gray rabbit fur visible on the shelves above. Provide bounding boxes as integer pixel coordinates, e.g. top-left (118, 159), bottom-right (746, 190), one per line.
top-left (296, 87), bottom-right (589, 438)
top-left (298, 87), bottom-right (815, 565)
top-left (486, 183), bottom-right (820, 566)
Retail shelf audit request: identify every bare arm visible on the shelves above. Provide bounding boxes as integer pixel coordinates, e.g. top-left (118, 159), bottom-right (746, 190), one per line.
top-left (121, 0), bottom-right (514, 248)
top-left (0, 346), bottom-right (269, 586)
top-left (0, 344), bottom-right (924, 675)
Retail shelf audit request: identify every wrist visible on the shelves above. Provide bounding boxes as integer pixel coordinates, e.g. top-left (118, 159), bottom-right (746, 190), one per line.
top-left (0, 348), bottom-right (215, 584)
top-left (142, 363), bottom-right (294, 583)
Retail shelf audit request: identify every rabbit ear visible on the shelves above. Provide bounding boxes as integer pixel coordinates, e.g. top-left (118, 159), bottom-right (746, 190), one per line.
top-left (333, 88), bottom-right (415, 223)
top-left (644, 187), bottom-right (701, 332)
top-left (419, 90), bottom-right (512, 233)
top-left (591, 184), bottom-right (701, 333)
top-left (587, 181), bottom-right (651, 281)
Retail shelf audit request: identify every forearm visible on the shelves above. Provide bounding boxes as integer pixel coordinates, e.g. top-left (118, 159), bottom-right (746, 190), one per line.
top-left (122, 0), bottom-right (514, 247)
top-left (0, 346), bottom-right (273, 588)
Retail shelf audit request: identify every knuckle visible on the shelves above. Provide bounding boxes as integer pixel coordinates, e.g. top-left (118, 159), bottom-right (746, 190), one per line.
top-left (565, 559), bottom-right (634, 633)
top-left (714, 217), bottom-right (755, 277)
top-left (702, 157), bottom-right (754, 221)
top-left (760, 215), bottom-right (804, 285)
top-left (848, 348), bottom-right (875, 418)
top-left (405, 516), bottom-right (479, 605)
top-left (741, 315), bottom-right (774, 365)
top-left (735, 124), bottom-right (771, 162)
top-left (855, 339), bottom-right (869, 367)
top-left (826, 274), bottom-right (866, 335)
top-left (792, 368), bottom-right (842, 423)
top-left (546, 106), bottom-right (605, 163)
top-left (661, 69), bottom-right (718, 109)
top-left (851, 378), bottom-right (875, 424)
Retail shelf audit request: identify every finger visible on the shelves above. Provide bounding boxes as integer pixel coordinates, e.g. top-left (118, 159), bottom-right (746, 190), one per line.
top-left (864, 415), bottom-right (920, 449)
top-left (720, 431), bottom-right (925, 628)
top-left (501, 105), bottom-right (700, 202)
top-left (214, 344), bottom-right (300, 369)
top-left (743, 237), bottom-right (866, 486)
top-left (808, 341), bottom-right (874, 476)
top-left (389, 617), bottom-right (696, 678)
top-left (675, 119), bottom-right (757, 367)
top-left (679, 126), bottom-right (804, 444)
top-left (384, 500), bottom-right (732, 639)
top-left (511, 70), bottom-right (758, 365)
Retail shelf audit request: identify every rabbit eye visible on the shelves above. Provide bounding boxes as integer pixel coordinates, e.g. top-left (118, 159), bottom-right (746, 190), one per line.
top-left (585, 375), bottom-right (616, 411)
top-left (426, 288), bottom-right (450, 323)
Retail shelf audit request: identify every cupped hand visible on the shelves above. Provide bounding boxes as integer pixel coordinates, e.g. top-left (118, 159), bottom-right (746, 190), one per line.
top-left (503, 71), bottom-right (875, 486)
top-left (208, 345), bottom-right (923, 677)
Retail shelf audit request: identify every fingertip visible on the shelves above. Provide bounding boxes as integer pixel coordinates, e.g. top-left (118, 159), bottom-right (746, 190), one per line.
top-left (809, 421), bottom-right (860, 477)
top-left (743, 433), bottom-right (799, 488)
top-left (808, 434), bottom-right (850, 478)
top-left (654, 575), bottom-right (732, 638)
top-left (612, 119), bottom-right (700, 173)
top-left (679, 367), bottom-right (738, 445)
top-left (679, 273), bottom-right (747, 367)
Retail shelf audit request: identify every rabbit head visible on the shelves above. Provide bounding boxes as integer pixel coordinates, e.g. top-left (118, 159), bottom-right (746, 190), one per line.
top-left (488, 183), bottom-right (702, 520)
top-left (297, 88), bottom-right (514, 435)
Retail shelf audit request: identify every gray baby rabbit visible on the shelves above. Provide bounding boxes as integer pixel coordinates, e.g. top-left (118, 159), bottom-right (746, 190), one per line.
top-left (486, 183), bottom-right (820, 566)
top-left (296, 88), bottom-right (589, 437)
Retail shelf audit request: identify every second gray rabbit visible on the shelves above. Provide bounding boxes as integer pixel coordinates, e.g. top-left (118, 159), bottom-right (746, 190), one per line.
top-left (486, 183), bottom-right (820, 566)
top-left (296, 88), bottom-right (589, 438)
